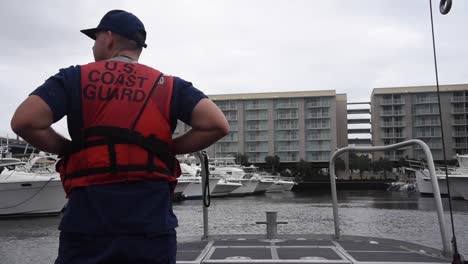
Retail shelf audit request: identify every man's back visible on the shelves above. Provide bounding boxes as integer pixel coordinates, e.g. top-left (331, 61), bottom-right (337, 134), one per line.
top-left (30, 57), bottom-right (206, 235)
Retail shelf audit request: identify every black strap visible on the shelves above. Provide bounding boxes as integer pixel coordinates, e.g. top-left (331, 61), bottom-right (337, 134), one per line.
top-left (71, 126), bottom-right (175, 173)
top-left (131, 73), bottom-right (164, 130)
top-left (108, 141), bottom-right (117, 175)
top-left (66, 165), bottom-right (172, 179)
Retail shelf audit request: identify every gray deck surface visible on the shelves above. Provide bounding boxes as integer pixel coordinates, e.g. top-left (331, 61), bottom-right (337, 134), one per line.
top-left (176, 234), bottom-right (451, 264)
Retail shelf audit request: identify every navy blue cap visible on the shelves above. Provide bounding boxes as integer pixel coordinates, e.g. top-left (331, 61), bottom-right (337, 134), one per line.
top-left (81, 10), bottom-right (147, 48)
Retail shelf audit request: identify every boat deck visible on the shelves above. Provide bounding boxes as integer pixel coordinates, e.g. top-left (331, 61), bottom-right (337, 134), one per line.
top-left (177, 234), bottom-right (451, 264)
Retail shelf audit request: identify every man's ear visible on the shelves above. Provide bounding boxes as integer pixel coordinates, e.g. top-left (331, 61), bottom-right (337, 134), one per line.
top-left (105, 31), bottom-right (114, 50)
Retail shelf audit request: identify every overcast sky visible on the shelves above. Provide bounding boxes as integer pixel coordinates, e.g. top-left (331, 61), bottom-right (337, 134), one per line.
top-left (1, 0), bottom-right (467, 138)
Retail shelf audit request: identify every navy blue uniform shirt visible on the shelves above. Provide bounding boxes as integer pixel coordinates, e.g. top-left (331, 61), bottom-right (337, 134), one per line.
top-left (31, 59), bottom-right (207, 235)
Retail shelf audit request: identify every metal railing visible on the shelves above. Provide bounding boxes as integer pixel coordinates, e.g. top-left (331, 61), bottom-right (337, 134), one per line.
top-left (329, 139), bottom-right (451, 257)
top-left (195, 151), bottom-right (210, 239)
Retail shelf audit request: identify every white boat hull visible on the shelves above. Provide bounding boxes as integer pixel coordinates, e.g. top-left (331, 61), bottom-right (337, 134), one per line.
top-left (253, 180), bottom-right (273, 194)
top-left (211, 179), bottom-right (242, 197)
top-left (0, 177), bottom-right (67, 216)
top-left (228, 179), bottom-right (258, 196)
top-left (173, 181), bottom-right (191, 196)
top-left (181, 178), bottom-right (219, 199)
top-left (266, 180), bottom-right (295, 193)
top-left (415, 170), bottom-right (468, 199)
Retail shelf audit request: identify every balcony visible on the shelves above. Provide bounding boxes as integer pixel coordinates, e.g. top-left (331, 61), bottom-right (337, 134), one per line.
top-left (451, 96), bottom-right (468, 103)
top-left (413, 121), bottom-right (440, 127)
top-left (413, 110), bottom-right (439, 116)
top-left (218, 138), bottom-right (238, 143)
top-left (245, 126), bottom-right (268, 131)
top-left (381, 121), bottom-right (405, 127)
top-left (305, 145), bottom-right (330, 151)
top-left (453, 131), bottom-right (468, 137)
top-left (452, 119), bottom-right (468, 126)
top-left (275, 125), bottom-right (299, 130)
top-left (215, 141), bottom-right (237, 149)
top-left (453, 142), bottom-right (468, 149)
top-left (413, 98), bottom-right (438, 104)
top-left (216, 149), bottom-right (238, 153)
top-left (381, 98), bottom-right (405, 105)
top-left (217, 104), bottom-right (237, 111)
top-left (414, 143), bottom-right (442, 149)
top-left (276, 157), bottom-right (299, 162)
top-left (275, 103), bottom-right (298, 109)
top-left (306, 124), bottom-right (330, 129)
top-left (305, 101), bottom-right (331, 108)
top-left (244, 103), bottom-right (268, 110)
top-left (275, 146), bottom-right (299, 152)
top-left (452, 107), bottom-right (468, 114)
top-left (245, 115), bottom-right (268, 121)
top-left (246, 147), bottom-right (269, 152)
top-left (245, 137), bottom-right (269, 142)
top-left (276, 135), bottom-right (298, 141)
top-left (275, 114), bottom-right (299, 120)
top-left (381, 133), bottom-right (405, 139)
top-left (306, 135), bottom-right (331, 140)
top-left (224, 115), bottom-right (237, 121)
top-left (380, 110), bottom-right (405, 116)
top-left (414, 132), bottom-right (441, 138)
top-left (305, 112), bottom-right (330, 119)
top-left (306, 151), bottom-right (330, 161)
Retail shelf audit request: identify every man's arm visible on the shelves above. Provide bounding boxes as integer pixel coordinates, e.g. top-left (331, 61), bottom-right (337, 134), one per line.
top-left (11, 95), bottom-right (71, 155)
top-left (172, 98), bottom-right (229, 154)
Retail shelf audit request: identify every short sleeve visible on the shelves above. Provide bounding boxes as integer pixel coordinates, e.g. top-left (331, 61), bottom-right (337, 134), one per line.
top-left (169, 77), bottom-right (208, 130)
top-left (30, 66), bottom-right (80, 123)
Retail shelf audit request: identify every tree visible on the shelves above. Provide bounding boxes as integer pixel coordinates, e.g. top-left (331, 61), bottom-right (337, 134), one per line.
top-left (381, 158), bottom-right (393, 180)
top-left (265, 155), bottom-right (281, 174)
top-left (235, 153), bottom-right (249, 166)
top-left (371, 158), bottom-right (383, 178)
top-left (349, 153), bottom-right (371, 179)
top-left (335, 157), bottom-right (346, 172)
top-left (296, 159), bottom-right (310, 178)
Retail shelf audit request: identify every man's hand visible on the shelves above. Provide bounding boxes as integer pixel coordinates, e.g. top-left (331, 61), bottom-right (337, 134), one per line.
top-left (11, 95), bottom-right (71, 155)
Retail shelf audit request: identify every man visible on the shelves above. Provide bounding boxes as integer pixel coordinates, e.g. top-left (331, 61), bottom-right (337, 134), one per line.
top-left (11, 10), bottom-right (229, 264)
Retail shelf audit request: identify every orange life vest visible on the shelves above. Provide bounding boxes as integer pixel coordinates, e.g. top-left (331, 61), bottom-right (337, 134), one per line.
top-left (57, 61), bottom-right (180, 195)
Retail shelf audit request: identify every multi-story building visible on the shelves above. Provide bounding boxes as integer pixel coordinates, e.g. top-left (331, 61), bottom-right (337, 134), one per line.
top-left (173, 90), bottom-right (348, 164)
top-left (371, 84), bottom-right (468, 161)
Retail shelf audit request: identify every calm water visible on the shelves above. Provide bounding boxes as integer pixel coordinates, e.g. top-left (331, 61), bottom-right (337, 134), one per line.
top-left (1, 190), bottom-right (467, 263)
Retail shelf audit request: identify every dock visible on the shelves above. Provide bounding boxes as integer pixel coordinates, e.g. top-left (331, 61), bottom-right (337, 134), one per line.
top-left (177, 234), bottom-right (451, 263)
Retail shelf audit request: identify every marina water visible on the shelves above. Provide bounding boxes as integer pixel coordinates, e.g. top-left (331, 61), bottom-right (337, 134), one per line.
top-left (1, 190), bottom-right (467, 263)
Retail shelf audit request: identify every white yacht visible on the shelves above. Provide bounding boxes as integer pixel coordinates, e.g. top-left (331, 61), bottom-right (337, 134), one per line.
top-left (177, 163), bottom-right (220, 199)
top-left (0, 153), bottom-right (67, 217)
top-left (415, 154), bottom-right (468, 200)
top-left (207, 165), bottom-right (242, 197)
top-left (262, 174), bottom-right (296, 192)
top-left (173, 173), bottom-right (191, 200)
top-left (207, 165), bottom-right (251, 196)
top-left (241, 165), bottom-right (273, 194)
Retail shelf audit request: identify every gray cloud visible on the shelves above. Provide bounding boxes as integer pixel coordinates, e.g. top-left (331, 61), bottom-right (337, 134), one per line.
top-left (1, 0), bottom-right (467, 137)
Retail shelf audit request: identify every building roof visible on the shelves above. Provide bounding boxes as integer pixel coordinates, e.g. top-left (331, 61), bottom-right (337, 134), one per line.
top-left (209, 90), bottom-right (336, 100)
top-left (371, 83), bottom-right (468, 97)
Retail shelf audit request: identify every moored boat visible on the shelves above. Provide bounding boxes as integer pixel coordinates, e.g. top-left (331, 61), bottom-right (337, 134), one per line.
top-left (414, 154), bottom-right (468, 200)
top-left (0, 153), bottom-right (67, 217)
